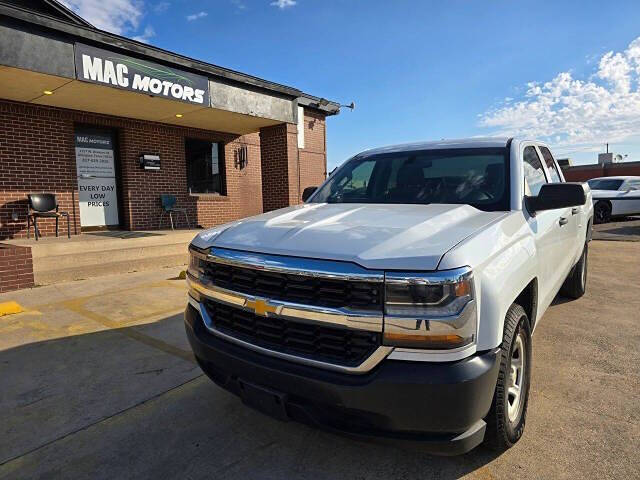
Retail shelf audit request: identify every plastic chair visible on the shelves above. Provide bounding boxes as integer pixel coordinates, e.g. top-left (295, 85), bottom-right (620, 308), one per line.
top-left (159, 194), bottom-right (189, 230)
top-left (27, 194), bottom-right (70, 241)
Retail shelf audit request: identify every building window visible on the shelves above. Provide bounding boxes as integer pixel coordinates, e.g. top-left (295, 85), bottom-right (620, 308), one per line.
top-left (185, 139), bottom-right (226, 195)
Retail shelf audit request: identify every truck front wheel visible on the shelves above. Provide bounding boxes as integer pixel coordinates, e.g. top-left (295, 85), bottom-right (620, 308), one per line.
top-left (484, 304), bottom-right (532, 451)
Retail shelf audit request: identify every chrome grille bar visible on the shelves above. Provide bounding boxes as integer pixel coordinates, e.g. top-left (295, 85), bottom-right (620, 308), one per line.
top-left (187, 274), bottom-right (383, 332)
top-left (205, 247), bottom-right (384, 282)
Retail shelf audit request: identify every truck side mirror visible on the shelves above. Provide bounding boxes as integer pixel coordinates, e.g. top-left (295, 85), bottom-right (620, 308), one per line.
top-left (526, 183), bottom-right (586, 214)
top-left (302, 186), bottom-right (317, 202)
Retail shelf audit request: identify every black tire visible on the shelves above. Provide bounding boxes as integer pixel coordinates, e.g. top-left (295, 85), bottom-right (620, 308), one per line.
top-left (594, 201), bottom-right (611, 224)
top-left (484, 304), bottom-right (532, 451)
top-left (560, 243), bottom-right (588, 299)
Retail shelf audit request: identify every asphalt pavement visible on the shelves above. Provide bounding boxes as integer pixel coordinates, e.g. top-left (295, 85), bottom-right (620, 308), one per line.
top-left (0, 241), bottom-right (638, 479)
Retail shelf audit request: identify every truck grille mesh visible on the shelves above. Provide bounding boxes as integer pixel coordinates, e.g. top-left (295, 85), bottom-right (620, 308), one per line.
top-left (202, 262), bottom-right (382, 310)
top-left (203, 299), bottom-right (381, 366)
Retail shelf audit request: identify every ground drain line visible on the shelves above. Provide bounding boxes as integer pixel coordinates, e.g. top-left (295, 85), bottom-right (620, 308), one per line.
top-left (61, 299), bottom-right (196, 364)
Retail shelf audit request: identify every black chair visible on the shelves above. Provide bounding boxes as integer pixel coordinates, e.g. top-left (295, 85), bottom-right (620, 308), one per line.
top-left (159, 194), bottom-right (190, 230)
top-left (27, 194), bottom-right (70, 241)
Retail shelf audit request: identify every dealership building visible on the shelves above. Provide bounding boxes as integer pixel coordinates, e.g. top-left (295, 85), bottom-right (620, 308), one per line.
top-left (0, 0), bottom-right (340, 241)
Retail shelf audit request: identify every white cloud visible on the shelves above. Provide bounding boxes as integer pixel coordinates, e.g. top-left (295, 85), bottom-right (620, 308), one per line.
top-left (231, 0), bottom-right (246, 11)
top-left (132, 25), bottom-right (155, 43)
top-left (58, 0), bottom-right (143, 35)
top-left (271, 0), bottom-right (297, 9)
top-left (186, 11), bottom-right (208, 21)
top-left (480, 36), bottom-right (640, 151)
top-left (153, 1), bottom-right (170, 13)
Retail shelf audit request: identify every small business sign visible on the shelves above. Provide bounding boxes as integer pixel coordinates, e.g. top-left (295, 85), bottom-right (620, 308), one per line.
top-left (75, 129), bottom-right (120, 227)
top-left (74, 43), bottom-right (209, 106)
top-left (140, 154), bottom-right (161, 170)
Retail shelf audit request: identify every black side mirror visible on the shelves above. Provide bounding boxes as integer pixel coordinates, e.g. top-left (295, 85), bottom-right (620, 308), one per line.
top-left (302, 186), bottom-right (317, 202)
top-left (526, 183), bottom-right (586, 214)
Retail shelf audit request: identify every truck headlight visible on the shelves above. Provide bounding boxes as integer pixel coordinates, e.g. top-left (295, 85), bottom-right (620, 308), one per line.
top-left (383, 267), bottom-right (476, 349)
top-left (187, 245), bottom-right (207, 278)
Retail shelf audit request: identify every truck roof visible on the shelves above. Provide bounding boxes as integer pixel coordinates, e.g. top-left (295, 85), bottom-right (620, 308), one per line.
top-left (358, 137), bottom-right (512, 157)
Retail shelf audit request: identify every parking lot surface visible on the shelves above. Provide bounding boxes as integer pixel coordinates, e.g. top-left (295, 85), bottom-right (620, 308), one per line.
top-left (1, 240), bottom-right (639, 480)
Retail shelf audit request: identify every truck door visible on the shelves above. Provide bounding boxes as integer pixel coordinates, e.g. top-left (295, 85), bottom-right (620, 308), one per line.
top-left (535, 145), bottom-right (579, 296)
top-left (523, 145), bottom-right (567, 309)
top-left (538, 145), bottom-right (581, 267)
top-left (615, 179), bottom-right (640, 216)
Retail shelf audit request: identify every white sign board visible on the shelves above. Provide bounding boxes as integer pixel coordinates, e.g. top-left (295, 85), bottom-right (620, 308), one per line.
top-left (75, 131), bottom-right (120, 227)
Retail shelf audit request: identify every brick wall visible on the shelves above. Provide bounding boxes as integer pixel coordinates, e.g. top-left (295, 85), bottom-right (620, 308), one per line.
top-left (299, 109), bottom-right (327, 193)
top-left (0, 99), bottom-right (329, 239)
top-left (0, 101), bottom-right (79, 239)
top-left (562, 161), bottom-right (640, 182)
top-left (0, 100), bottom-right (264, 239)
top-left (259, 123), bottom-right (299, 212)
top-left (0, 244), bottom-right (34, 293)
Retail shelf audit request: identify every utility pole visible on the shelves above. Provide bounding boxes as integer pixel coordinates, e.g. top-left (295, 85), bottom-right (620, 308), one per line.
top-left (606, 143), bottom-right (609, 153)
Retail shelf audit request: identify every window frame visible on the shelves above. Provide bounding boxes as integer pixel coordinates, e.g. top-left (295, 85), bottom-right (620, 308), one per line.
top-left (522, 143), bottom-right (549, 197)
top-left (537, 145), bottom-right (565, 184)
top-left (185, 138), bottom-right (227, 196)
top-left (309, 147), bottom-right (512, 211)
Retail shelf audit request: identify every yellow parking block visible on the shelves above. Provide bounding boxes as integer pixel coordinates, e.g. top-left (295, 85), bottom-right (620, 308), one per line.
top-left (0, 301), bottom-right (25, 317)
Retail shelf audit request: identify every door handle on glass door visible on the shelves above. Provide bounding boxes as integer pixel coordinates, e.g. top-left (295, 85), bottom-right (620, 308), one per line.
top-left (559, 217), bottom-right (569, 226)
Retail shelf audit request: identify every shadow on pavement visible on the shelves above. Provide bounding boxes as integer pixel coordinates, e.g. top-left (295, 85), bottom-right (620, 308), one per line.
top-left (0, 312), bottom-right (502, 479)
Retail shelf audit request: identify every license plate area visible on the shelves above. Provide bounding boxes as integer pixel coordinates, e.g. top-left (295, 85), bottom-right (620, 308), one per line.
top-left (239, 381), bottom-right (289, 421)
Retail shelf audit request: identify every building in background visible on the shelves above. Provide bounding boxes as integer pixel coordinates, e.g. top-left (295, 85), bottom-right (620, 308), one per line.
top-left (556, 158), bottom-right (572, 168)
top-left (0, 0), bottom-right (339, 240)
top-left (562, 152), bottom-right (640, 182)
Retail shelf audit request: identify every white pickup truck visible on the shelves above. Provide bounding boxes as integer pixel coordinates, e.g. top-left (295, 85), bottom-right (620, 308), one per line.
top-left (185, 138), bottom-right (593, 454)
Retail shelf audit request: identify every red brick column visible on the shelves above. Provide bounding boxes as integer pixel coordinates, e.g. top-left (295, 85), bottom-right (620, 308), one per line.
top-left (0, 244), bottom-right (34, 293)
top-left (259, 123), bottom-right (300, 212)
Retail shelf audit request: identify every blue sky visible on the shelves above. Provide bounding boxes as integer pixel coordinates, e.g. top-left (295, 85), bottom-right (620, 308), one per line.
top-left (61, 0), bottom-right (640, 168)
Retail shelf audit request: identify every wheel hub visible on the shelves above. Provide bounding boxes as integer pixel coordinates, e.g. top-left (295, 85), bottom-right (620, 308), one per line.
top-left (507, 333), bottom-right (526, 423)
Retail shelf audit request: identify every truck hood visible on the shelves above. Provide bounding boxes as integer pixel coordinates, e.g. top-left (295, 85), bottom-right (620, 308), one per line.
top-left (192, 203), bottom-right (506, 270)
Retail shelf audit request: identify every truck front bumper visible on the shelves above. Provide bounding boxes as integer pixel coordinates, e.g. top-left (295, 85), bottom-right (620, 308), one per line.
top-left (185, 304), bottom-right (500, 455)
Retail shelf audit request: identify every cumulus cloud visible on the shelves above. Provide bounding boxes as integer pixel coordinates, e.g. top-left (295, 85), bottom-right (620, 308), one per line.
top-left (480, 36), bottom-right (640, 151)
top-left (153, 1), bottom-right (170, 13)
top-left (186, 11), bottom-right (208, 21)
top-left (132, 25), bottom-right (155, 43)
top-left (59, 0), bottom-right (143, 35)
top-left (271, 0), bottom-right (297, 9)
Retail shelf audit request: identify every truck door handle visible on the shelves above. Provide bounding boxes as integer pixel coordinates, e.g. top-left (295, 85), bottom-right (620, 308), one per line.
top-left (571, 207), bottom-right (579, 215)
top-left (559, 217), bottom-right (569, 226)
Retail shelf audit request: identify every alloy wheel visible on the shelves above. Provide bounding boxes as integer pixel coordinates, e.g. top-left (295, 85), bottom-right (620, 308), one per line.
top-left (507, 333), bottom-right (526, 423)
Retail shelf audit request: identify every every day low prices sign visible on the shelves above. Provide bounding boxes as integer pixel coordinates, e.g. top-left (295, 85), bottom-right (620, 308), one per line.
top-left (75, 130), bottom-right (119, 227)
top-left (74, 43), bottom-right (209, 105)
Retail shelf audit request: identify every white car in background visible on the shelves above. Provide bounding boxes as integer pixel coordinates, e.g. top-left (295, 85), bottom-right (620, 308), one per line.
top-left (588, 176), bottom-right (640, 223)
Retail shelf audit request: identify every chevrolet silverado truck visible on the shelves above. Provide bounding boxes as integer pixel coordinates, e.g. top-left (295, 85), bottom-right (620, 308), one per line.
top-left (185, 138), bottom-right (593, 454)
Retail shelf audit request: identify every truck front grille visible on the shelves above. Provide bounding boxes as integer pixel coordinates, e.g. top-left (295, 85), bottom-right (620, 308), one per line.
top-left (202, 262), bottom-right (382, 311)
top-left (202, 299), bottom-right (381, 367)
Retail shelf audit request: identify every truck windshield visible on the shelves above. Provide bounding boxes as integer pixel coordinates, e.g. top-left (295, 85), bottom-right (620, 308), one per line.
top-left (310, 147), bottom-right (510, 211)
top-left (587, 179), bottom-right (623, 191)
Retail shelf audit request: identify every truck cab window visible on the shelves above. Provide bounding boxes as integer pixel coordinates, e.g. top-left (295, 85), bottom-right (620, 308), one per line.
top-left (538, 146), bottom-right (561, 183)
top-left (523, 146), bottom-right (547, 196)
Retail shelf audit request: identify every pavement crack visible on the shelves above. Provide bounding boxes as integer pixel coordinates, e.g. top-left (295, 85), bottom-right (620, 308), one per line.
top-left (135, 368), bottom-right (165, 375)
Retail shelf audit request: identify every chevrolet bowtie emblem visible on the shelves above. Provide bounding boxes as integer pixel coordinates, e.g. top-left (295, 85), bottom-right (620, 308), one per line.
top-left (246, 298), bottom-right (278, 317)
